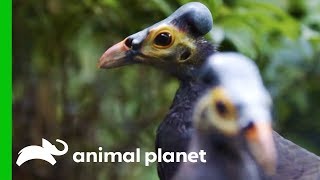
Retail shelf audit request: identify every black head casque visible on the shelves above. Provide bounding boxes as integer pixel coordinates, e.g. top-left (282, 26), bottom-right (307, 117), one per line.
top-left (196, 53), bottom-right (277, 175)
top-left (98, 2), bottom-right (214, 79)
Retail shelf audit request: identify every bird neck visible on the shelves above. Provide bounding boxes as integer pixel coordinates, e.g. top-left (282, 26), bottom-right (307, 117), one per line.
top-left (199, 131), bottom-right (245, 159)
top-left (194, 131), bottom-right (262, 179)
top-left (159, 80), bottom-right (210, 130)
top-left (171, 80), bottom-right (210, 111)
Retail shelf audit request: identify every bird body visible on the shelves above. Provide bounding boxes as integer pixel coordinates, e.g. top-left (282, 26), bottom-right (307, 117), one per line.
top-left (272, 132), bottom-right (320, 180)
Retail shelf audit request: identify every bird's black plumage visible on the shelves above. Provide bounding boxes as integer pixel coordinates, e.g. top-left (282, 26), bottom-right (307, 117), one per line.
top-left (98, 2), bottom-right (320, 180)
top-left (156, 80), bottom-right (211, 180)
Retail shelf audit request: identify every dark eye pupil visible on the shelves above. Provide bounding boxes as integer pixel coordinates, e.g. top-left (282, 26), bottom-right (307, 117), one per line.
top-left (216, 101), bottom-right (228, 116)
top-left (154, 32), bottom-right (172, 46)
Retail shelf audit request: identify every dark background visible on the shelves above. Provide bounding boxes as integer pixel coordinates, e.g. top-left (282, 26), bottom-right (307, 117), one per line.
top-left (13, 0), bottom-right (320, 179)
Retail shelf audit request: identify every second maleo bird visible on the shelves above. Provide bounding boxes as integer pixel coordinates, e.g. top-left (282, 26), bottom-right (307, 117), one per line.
top-left (174, 53), bottom-right (276, 180)
top-left (98, 2), bottom-right (320, 180)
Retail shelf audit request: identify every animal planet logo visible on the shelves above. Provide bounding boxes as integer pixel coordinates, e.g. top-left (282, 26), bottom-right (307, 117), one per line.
top-left (16, 138), bottom-right (68, 166)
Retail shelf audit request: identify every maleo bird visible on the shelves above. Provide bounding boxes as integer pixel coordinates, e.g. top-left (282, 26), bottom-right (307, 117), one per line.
top-left (98, 2), bottom-right (320, 180)
top-left (174, 53), bottom-right (276, 180)
top-left (98, 3), bottom-right (214, 179)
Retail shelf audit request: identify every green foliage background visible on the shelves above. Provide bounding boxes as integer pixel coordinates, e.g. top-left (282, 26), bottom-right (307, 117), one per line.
top-left (13, 0), bottom-right (320, 179)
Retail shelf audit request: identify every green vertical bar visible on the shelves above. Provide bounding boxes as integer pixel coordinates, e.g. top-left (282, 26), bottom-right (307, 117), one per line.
top-left (0, 0), bottom-right (12, 179)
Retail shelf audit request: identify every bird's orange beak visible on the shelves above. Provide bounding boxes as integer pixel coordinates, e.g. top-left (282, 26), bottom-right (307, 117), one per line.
top-left (98, 39), bottom-right (134, 69)
top-left (245, 121), bottom-right (276, 175)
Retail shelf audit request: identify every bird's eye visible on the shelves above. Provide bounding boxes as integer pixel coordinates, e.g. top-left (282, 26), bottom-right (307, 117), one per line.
top-left (215, 100), bottom-right (229, 117)
top-left (153, 32), bottom-right (173, 48)
top-left (210, 87), bottom-right (236, 120)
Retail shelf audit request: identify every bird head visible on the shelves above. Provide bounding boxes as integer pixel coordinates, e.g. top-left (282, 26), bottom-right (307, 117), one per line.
top-left (194, 53), bottom-right (276, 175)
top-left (98, 2), bottom-right (214, 79)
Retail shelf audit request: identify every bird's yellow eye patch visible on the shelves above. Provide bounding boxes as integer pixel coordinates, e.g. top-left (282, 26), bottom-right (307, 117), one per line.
top-left (211, 87), bottom-right (237, 121)
top-left (146, 24), bottom-right (180, 49)
top-left (193, 87), bottom-right (238, 135)
top-left (140, 24), bottom-right (195, 62)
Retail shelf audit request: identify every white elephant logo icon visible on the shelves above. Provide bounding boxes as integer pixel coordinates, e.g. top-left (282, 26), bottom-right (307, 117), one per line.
top-left (16, 138), bottom-right (68, 166)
